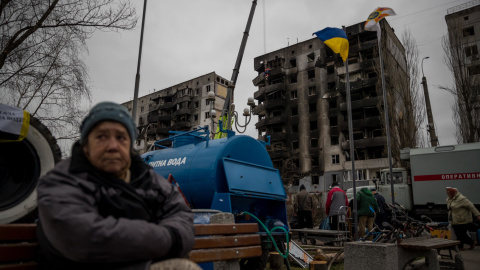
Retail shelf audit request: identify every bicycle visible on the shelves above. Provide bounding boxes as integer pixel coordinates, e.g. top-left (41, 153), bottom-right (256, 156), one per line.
top-left (358, 223), bottom-right (389, 242)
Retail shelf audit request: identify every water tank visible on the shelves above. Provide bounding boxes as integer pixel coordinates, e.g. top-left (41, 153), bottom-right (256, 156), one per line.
top-left (142, 134), bottom-right (287, 226)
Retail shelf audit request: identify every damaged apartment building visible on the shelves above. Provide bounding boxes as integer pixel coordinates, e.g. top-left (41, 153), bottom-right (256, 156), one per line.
top-left (122, 72), bottom-right (232, 154)
top-left (252, 20), bottom-right (408, 192)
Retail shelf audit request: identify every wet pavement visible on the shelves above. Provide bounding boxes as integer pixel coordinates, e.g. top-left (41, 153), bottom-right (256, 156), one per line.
top-left (458, 246), bottom-right (480, 270)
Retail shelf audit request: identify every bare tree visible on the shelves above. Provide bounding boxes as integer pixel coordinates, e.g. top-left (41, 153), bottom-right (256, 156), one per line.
top-left (400, 30), bottom-right (426, 149)
top-left (441, 19), bottom-right (480, 143)
top-left (375, 27), bottom-right (425, 166)
top-left (0, 0), bottom-right (137, 155)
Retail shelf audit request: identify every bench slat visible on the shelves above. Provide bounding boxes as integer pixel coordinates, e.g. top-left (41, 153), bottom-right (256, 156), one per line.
top-left (0, 225), bottom-right (36, 242)
top-left (194, 223), bottom-right (258, 236)
top-left (189, 246), bottom-right (262, 263)
top-left (193, 234), bottom-right (260, 249)
top-left (0, 262), bottom-right (38, 270)
top-left (0, 223), bottom-right (263, 266)
top-left (0, 243), bottom-right (38, 262)
top-left (399, 238), bottom-right (460, 250)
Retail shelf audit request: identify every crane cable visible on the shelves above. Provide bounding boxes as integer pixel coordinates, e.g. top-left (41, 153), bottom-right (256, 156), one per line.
top-left (263, 0), bottom-right (266, 53)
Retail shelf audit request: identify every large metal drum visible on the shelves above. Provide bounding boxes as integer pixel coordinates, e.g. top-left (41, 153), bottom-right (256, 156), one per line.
top-left (142, 134), bottom-right (287, 227)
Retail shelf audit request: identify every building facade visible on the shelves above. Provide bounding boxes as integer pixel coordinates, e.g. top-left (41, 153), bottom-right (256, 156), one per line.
top-left (445, 0), bottom-right (480, 143)
top-left (122, 72), bottom-right (232, 154)
top-left (252, 20), bottom-right (408, 193)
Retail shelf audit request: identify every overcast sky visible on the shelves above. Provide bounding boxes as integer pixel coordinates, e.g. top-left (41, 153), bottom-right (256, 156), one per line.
top-left (85, 0), bottom-right (473, 146)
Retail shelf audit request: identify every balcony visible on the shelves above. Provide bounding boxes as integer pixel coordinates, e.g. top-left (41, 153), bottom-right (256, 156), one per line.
top-left (156, 127), bottom-right (170, 134)
top-left (252, 73), bottom-right (266, 87)
top-left (265, 83), bottom-right (284, 95)
top-left (269, 132), bottom-right (286, 141)
top-left (341, 136), bottom-right (387, 150)
top-left (265, 99), bottom-right (286, 110)
top-left (158, 115), bottom-right (171, 122)
top-left (173, 121), bottom-right (191, 130)
top-left (147, 114), bottom-right (158, 123)
top-left (253, 103), bottom-right (265, 115)
top-left (265, 115), bottom-right (286, 126)
top-left (337, 62), bottom-right (360, 75)
top-left (147, 128), bottom-right (156, 136)
top-left (177, 108), bottom-right (192, 115)
top-left (255, 118), bottom-right (266, 128)
top-left (362, 77), bottom-right (377, 87)
top-left (337, 79), bottom-right (368, 93)
top-left (339, 96), bottom-right (381, 111)
top-left (267, 67), bottom-right (286, 80)
top-left (149, 104), bottom-right (160, 111)
top-left (349, 43), bottom-right (361, 55)
top-left (254, 87), bottom-right (265, 100)
top-left (340, 116), bottom-right (381, 130)
top-left (171, 108), bottom-right (192, 118)
top-left (360, 39), bottom-right (377, 51)
top-left (359, 58), bottom-right (375, 69)
top-left (158, 102), bottom-right (173, 110)
top-left (174, 94), bottom-right (193, 104)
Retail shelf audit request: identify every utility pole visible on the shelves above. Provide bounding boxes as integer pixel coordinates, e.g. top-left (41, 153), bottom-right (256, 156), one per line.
top-left (421, 57), bottom-right (438, 147)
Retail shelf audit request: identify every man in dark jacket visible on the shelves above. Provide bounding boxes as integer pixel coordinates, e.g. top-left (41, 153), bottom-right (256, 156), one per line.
top-left (294, 184), bottom-right (314, 229)
top-left (371, 188), bottom-right (388, 229)
top-left (36, 102), bottom-right (199, 270)
top-left (357, 187), bottom-right (379, 238)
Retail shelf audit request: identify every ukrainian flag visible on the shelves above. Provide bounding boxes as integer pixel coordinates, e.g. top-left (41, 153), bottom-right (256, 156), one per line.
top-left (313, 27), bottom-right (349, 62)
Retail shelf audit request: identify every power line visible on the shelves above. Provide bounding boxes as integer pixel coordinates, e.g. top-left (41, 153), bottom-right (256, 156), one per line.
top-left (389, 0), bottom-right (463, 21)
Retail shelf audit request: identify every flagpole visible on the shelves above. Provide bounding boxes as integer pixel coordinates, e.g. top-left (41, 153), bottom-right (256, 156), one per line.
top-left (377, 24), bottom-right (396, 206)
top-left (342, 26), bottom-right (358, 240)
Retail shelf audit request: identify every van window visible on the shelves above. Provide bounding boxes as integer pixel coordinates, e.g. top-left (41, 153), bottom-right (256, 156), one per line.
top-left (385, 172), bottom-right (404, 184)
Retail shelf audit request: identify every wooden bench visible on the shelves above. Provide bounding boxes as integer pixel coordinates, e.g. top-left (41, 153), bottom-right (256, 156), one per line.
top-left (398, 236), bottom-right (464, 270)
top-left (0, 224), bottom-right (37, 270)
top-left (0, 223), bottom-right (262, 269)
top-left (189, 223), bottom-right (262, 263)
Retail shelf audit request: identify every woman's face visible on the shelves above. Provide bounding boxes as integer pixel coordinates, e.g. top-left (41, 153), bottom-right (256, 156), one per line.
top-left (446, 189), bottom-right (457, 198)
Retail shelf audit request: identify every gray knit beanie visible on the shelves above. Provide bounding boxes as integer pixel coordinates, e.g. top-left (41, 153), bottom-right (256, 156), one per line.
top-left (80, 102), bottom-right (137, 146)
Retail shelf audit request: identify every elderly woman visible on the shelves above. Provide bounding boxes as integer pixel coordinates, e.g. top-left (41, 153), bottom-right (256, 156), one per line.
top-left (446, 187), bottom-right (480, 251)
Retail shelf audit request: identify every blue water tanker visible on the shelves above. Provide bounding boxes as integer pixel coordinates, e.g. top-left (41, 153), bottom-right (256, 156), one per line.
top-left (141, 127), bottom-right (288, 230)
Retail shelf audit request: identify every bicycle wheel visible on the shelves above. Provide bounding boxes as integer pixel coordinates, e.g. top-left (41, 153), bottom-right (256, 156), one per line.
top-left (373, 234), bottom-right (385, 243)
top-left (387, 236), bottom-right (398, 243)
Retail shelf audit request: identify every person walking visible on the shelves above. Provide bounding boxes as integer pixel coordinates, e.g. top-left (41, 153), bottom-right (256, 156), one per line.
top-left (294, 184), bottom-right (314, 229)
top-left (36, 102), bottom-right (199, 270)
top-left (371, 188), bottom-right (388, 229)
top-left (357, 187), bottom-right (379, 238)
top-left (446, 187), bottom-right (480, 251)
top-left (325, 182), bottom-right (348, 230)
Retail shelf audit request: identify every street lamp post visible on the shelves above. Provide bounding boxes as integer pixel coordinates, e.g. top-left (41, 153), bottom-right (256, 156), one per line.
top-left (143, 123), bottom-right (154, 153)
top-left (421, 57), bottom-right (439, 147)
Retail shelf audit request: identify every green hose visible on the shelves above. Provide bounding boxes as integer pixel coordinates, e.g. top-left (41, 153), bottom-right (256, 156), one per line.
top-left (241, 211), bottom-right (290, 259)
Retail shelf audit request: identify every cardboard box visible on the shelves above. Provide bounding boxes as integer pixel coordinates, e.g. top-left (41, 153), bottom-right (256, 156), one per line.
top-left (431, 229), bottom-right (451, 239)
